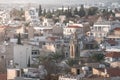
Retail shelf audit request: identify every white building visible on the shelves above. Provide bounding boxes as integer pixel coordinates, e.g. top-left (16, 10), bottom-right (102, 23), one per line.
top-left (13, 44), bottom-right (32, 68)
top-left (0, 10), bottom-right (10, 25)
top-left (13, 44), bottom-right (40, 68)
top-left (42, 18), bottom-right (54, 26)
top-left (34, 26), bottom-right (53, 36)
top-left (63, 24), bottom-right (83, 38)
top-left (105, 46), bottom-right (120, 52)
top-left (7, 68), bottom-right (21, 80)
top-left (92, 17), bottom-right (120, 38)
top-left (7, 68), bottom-right (40, 80)
top-left (92, 20), bottom-right (111, 38)
top-left (58, 74), bottom-right (84, 80)
top-left (25, 8), bottom-right (40, 26)
top-left (105, 52), bottom-right (120, 63)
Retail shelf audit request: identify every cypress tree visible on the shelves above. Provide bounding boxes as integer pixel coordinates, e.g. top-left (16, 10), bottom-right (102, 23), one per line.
top-left (38, 4), bottom-right (42, 16)
top-left (17, 33), bottom-right (22, 44)
top-left (74, 7), bottom-right (79, 15)
top-left (43, 9), bottom-right (46, 16)
top-left (27, 56), bottom-right (30, 67)
top-left (79, 5), bottom-right (86, 17)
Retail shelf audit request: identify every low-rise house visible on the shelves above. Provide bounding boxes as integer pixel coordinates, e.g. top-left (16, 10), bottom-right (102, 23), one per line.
top-left (33, 26), bottom-right (53, 36)
top-left (105, 52), bottom-right (120, 63)
top-left (0, 10), bottom-right (10, 24)
top-left (25, 7), bottom-right (40, 26)
top-left (105, 46), bottom-right (120, 52)
top-left (7, 68), bottom-right (42, 80)
top-left (44, 36), bottom-right (61, 53)
top-left (92, 17), bottom-right (120, 39)
top-left (92, 17), bottom-right (111, 38)
top-left (115, 12), bottom-right (120, 18)
top-left (113, 27), bottom-right (120, 36)
top-left (110, 61), bottom-right (120, 68)
top-left (58, 72), bottom-right (85, 80)
top-left (93, 68), bottom-right (120, 77)
top-left (13, 44), bottom-right (32, 68)
top-left (106, 39), bottom-right (118, 46)
top-left (59, 15), bottom-right (66, 23)
top-left (0, 73), bottom-right (7, 80)
top-left (106, 35), bottom-right (120, 45)
top-left (52, 26), bottom-right (63, 36)
top-left (42, 18), bottom-right (54, 26)
top-left (63, 24), bottom-right (84, 38)
top-left (7, 68), bottom-right (21, 80)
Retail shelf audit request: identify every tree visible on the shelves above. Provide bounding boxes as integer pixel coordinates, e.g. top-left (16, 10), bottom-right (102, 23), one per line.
top-left (61, 6), bottom-right (64, 14)
top-left (10, 8), bottom-right (24, 20)
top-left (17, 33), bottom-right (22, 44)
top-left (43, 9), bottom-right (46, 16)
top-left (78, 5), bottom-right (86, 17)
top-left (66, 6), bottom-right (73, 18)
top-left (49, 53), bottom-right (64, 63)
top-left (45, 10), bottom-right (52, 18)
top-left (38, 4), bottom-right (42, 16)
top-left (74, 7), bottom-right (79, 15)
top-left (52, 9), bottom-right (55, 14)
top-left (91, 53), bottom-right (104, 62)
top-left (88, 7), bottom-right (98, 16)
top-left (65, 59), bottom-right (78, 67)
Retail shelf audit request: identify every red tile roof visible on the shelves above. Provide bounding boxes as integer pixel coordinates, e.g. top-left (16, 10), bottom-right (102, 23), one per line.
top-left (95, 68), bottom-right (120, 77)
top-left (106, 40), bottom-right (118, 45)
top-left (105, 52), bottom-right (120, 58)
top-left (114, 27), bottom-right (120, 31)
top-left (46, 36), bottom-right (58, 41)
top-left (107, 68), bottom-right (120, 77)
top-left (67, 25), bottom-right (82, 28)
top-left (0, 73), bottom-right (7, 80)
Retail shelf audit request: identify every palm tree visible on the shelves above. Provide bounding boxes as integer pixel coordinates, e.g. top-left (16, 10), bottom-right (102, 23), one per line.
top-left (49, 53), bottom-right (64, 63)
top-left (91, 53), bottom-right (105, 62)
top-left (65, 58), bottom-right (78, 67)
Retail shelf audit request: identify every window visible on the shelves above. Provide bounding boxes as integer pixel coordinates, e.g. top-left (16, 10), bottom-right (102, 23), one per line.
top-left (32, 50), bottom-right (39, 55)
top-left (29, 10), bottom-right (35, 15)
top-left (94, 27), bottom-right (97, 31)
top-left (43, 42), bottom-right (45, 45)
top-left (70, 29), bottom-right (72, 33)
top-left (98, 27), bottom-right (101, 31)
top-left (77, 69), bottom-right (80, 75)
top-left (16, 70), bottom-right (20, 77)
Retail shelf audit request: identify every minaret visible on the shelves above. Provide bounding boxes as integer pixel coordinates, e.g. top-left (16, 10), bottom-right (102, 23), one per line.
top-left (69, 32), bottom-right (80, 59)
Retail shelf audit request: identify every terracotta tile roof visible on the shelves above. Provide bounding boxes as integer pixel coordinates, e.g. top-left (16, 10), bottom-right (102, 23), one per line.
top-left (106, 40), bottom-right (118, 45)
top-left (67, 25), bottom-right (82, 28)
top-left (0, 26), bottom-right (7, 29)
top-left (0, 73), bottom-right (7, 80)
top-left (46, 36), bottom-right (58, 41)
top-left (114, 27), bottom-right (120, 31)
top-left (107, 68), bottom-right (120, 77)
top-left (105, 52), bottom-right (120, 58)
top-left (95, 68), bottom-right (120, 77)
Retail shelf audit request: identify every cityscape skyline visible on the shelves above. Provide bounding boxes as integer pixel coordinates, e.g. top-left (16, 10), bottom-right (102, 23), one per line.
top-left (0, 0), bottom-right (120, 4)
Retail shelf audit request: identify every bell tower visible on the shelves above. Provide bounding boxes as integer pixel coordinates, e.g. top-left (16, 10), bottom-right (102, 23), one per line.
top-left (69, 32), bottom-right (80, 59)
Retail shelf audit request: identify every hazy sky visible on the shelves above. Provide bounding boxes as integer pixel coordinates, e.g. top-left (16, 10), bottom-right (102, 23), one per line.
top-left (0, 0), bottom-right (119, 4)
